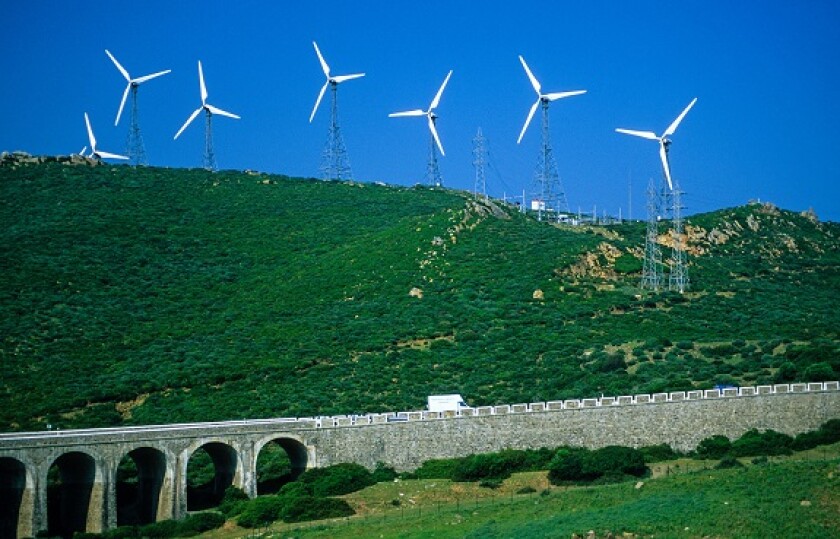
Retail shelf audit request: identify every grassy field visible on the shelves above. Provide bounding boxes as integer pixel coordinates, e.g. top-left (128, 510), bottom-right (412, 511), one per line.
top-left (1, 160), bottom-right (839, 431)
top-left (203, 446), bottom-right (840, 539)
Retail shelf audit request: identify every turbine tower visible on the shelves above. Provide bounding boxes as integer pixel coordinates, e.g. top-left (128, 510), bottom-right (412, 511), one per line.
top-left (389, 70), bottom-right (453, 187)
top-left (472, 127), bottom-right (487, 199)
top-left (616, 97), bottom-right (697, 293)
top-left (105, 50), bottom-right (170, 166)
top-left (309, 41), bottom-right (365, 181)
top-left (174, 61), bottom-right (240, 171)
top-left (642, 178), bottom-right (664, 291)
top-left (83, 113), bottom-right (128, 161)
top-left (517, 55), bottom-right (585, 221)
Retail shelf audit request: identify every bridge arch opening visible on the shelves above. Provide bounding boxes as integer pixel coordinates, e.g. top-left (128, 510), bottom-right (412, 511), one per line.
top-left (116, 447), bottom-right (167, 527)
top-left (1, 457), bottom-right (32, 539)
top-left (186, 442), bottom-right (238, 511)
top-left (47, 451), bottom-right (98, 538)
top-left (255, 437), bottom-right (308, 495)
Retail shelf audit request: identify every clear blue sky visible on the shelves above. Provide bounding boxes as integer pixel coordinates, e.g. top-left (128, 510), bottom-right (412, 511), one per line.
top-left (2, 1), bottom-right (839, 221)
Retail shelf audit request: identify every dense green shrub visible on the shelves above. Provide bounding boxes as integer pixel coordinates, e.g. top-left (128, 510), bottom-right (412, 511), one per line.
top-left (547, 446), bottom-right (647, 484)
top-left (280, 496), bottom-right (354, 523)
top-left (218, 486), bottom-right (249, 516)
top-left (177, 512), bottom-right (225, 536)
top-left (372, 462), bottom-right (398, 483)
top-left (715, 456), bottom-right (744, 469)
top-left (407, 458), bottom-right (461, 479)
top-left (792, 419), bottom-right (840, 450)
top-left (695, 435), bottom-right (732, 459)
top-left (803, 362), bottom-right (835, 381)
top-left (237, 497), bottom-right (285, 528)
top-left (731, 429), bottom-right (793, 457)
top-left (639, 443), bottom-right (682, 463)
top-left (298, 463), bottom-right (375, 497)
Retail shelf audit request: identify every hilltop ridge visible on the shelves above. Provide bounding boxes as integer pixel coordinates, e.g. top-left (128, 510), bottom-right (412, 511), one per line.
top-left (1, 161), bottom-right (838, 431)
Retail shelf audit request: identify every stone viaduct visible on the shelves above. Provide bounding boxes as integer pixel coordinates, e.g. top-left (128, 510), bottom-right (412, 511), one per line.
top-left (1, 381), bottom-right (838, 538)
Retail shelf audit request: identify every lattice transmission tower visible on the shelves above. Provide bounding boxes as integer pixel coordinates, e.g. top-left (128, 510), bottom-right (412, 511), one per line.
top-left (532, 100), bottom-right (568, 220)
top-left (641, 178), bottom-right (664, 291)
top-left (668, 176), bottom-right (689, 292)
top-left (472, 128), bottom-right (487, 199)
top-left (320, 82), bottom-right (353, 180)
top-left (125, 86), bottom-right (147, 166)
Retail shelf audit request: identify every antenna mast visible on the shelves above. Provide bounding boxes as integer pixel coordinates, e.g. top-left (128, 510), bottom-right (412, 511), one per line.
top-left (320, 82), bottom-right (353, 180)
top-left (642, 178), bottom-right (663, 291)
top-left (126, 86), bottom-right (147, 166)
top-left (472, 128), bottom-right (487, 199)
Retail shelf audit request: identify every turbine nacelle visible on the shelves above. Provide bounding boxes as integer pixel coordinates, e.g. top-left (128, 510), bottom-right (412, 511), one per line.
top-left (517, 55), bottom-right (586, 144)
top-left (615, 98), bottom-right (697, 191)
top-left (174, 60), bottom-right (240, 140)
top-left (389, 70), bottom-right (452, 156)
top-left (309, 41), bottom-right (366, 123)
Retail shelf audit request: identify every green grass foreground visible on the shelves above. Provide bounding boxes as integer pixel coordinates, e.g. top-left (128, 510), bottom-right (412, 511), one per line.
top-left (204, 449), bottom-right (840, 539)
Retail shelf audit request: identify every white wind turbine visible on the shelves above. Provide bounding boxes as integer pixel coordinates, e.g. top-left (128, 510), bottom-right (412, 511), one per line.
top-left (516, 55), bottom-right (585, 218)
top-left (615, 97), bottom-right (697, 191)
top-left (174, 60), bottom-right (240, 171)
top-left (105, 50), bottom-right (170, 166)
top-left (389, 70), bottom-right (452, 186)
top-left (309, 41), bottom-right (365, 180)
top-left (616, 97), bottom-right (698, 293)
top-left (84, 113), bottom-right (128, 161)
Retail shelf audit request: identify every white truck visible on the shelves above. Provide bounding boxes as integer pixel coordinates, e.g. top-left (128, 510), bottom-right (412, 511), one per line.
top-left (427, 394), bottom-right (470, 413)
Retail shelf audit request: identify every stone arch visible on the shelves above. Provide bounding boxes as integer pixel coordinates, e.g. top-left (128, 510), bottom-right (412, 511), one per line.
top-left (253, 436), bottom-right (310, 494)
top-left (47, 451), bottom-right (103, 537)
top-left (185, 442), bottom-right (240, 511)
top-left (116, 446), bottom-right (171, 527)
top-left (0, 456), bottom-right (34, 539)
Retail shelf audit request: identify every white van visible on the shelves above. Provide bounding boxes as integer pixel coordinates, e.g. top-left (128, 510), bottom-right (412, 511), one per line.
top-left (427, 394), bottom-right (470, 412)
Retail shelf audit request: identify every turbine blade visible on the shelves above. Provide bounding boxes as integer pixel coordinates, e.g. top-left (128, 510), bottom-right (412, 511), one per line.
top-left (79, 146), bottom-right (87, 156)
top-left (517, 99), bottom-right (540, 144)
top-left (105, 49), bottom-right (130, 81)
top-left (659, 140), bottom-right (673, 191)
top-left (198, 60), bottom-right (207, 104)
top-left (174, 107), bottom-right (202, 139)
top-left (206, 104), bottom-right (240, 119)
top-left (615, 128), bottom-right (660, 141)
top-left (84, 112), bottom-right (96, 150)
top-left (310, 81), bottom-right (329, 123)
top-left (429, 70), bottom-right (452, 110)
top-left (115, 84), bottom-right (130, 126)
top-left (96, 150), bottom-right (129, 160)
top-left (389, 109), bottom-right (426, 117)
top-left (544, 90), bottom-right (587, 101)
top-left (519, 55), bottom-right (541, 94)
top-left (428, 116), bottom-right (445, 156)
top-left (133, 69), bottom-right (171, 84)
top-left (313, 41), bottom-right (330, 77)
top-left (664, 97), bottom-right (698, 136)
top-left (332, 73), bottom-right (365, 83)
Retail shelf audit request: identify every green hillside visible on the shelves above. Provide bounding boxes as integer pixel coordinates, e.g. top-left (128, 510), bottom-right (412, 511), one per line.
top-left (1, 158), bottom-right (838, 431)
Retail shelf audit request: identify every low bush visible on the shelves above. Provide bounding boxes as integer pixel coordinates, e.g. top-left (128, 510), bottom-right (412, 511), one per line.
top-left (407, 458), bottom-right (461, 479)
top-left (372, 462), bottom-right (398, 483)
top-left (731, 429), bottom-right (793, 457)
top-left (280, 496), bottom-right (354, 523)
top-left (547, 446), bottom-right (647, 485)
top-left (792, 419), bottom-right (840, 450)
top-left (177, 512), bottom-right (225, 536)
top-left (639, 443), bottom-right (682, 463)
top-left (695, 435), bottom-right (732, 459)
top-left (218, 486), bottom-right (249, 516)
top-left (298, 463), bottom-right (375, 497)
top-left (237, 497), bottom-right (284, 529)
top-left (715, 456), bottom-right (744, 469)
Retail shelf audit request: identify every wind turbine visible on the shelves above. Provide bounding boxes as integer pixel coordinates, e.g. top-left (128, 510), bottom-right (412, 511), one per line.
top-left (615, 97), bottom-right (697, 191)
top-left (174, 60), bottom-right (240, 171)
top-left (105, 49), bottom-right (170, 166)
top-left (84, 113), bottom-right (128, 161)
top-left (616, 97), bottom-right (697, 293)
top-left (389, 70), bottom-right (452, 187)
top-left (309, 41), bottom-right (365, 180)
top-left (517, 55), bottom-right (585, 219)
